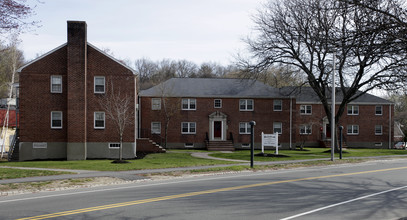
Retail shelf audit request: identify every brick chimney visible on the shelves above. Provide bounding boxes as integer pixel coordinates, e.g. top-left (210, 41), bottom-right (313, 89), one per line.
top-left (67, 21), bottom-right (87, 160)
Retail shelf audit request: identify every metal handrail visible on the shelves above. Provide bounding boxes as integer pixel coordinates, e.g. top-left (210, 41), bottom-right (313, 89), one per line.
top-left (8, 128), bottom-right (19, 161)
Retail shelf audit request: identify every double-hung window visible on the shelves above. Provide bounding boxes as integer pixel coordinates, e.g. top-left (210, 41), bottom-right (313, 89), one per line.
top-left (300, 105), bottom-right (312, 115)
top-left (273, 100), bottom-right (282, 111)
top-left (94, 112), bottom-right (105, 129)
top-left (239, 99), bottom-right (253, 111)
top-left (152, 98), bottom-right (161, 110)
top-left (94, 76), bottom-right (105, 94)
top-left (375, 125), bottom-right (383, 135)
top-left (51, 111), bottom-right (62, 129)
top-left (347, 105), bottom-right (359, 115)
top-left (347, 125), bottom-right (359, 135)
top-left (375, 106), bottom-right (383, 115)
top-left (50, 76), bottom-right (62, 93)
top-left (151, 122), bottom-right (161, 134)
top-left (182, 99), bottom-right (196, 110)
top-left (239, 122), bottom-right (251, 134)
top-left (299, 124), bottom-right (312, 134)
top-left (273, 122), bottom-right (282, 134)
top-left (181, 122), bottom-right (196, 134)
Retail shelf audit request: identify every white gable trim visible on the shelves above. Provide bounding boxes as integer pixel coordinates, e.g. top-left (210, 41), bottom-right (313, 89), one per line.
top-left (17, 43), bottom-right (67, 73)
top-left (18, 42), bottom-right (137, 76)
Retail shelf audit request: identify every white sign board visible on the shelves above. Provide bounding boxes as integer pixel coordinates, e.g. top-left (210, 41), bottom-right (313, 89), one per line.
top-left (261, 132), bottom-right (279, 154)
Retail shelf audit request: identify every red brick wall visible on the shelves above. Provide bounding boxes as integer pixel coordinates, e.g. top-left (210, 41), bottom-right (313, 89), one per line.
top-left (86, 46), bottom-right (135, 142)
top-left (19, 46), bottom-right (68, 142)
top-left (67, 21), bottom-right (87, 143)
top-left (19, 45), bottom-right (135, 144)
top-left (294, 103), bottom-right (394, 145)
top-left (140, 97), bottom-right (293, 146)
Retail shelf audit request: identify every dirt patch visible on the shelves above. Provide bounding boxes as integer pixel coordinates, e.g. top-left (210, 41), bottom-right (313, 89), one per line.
top-left (0, 177), bottom-right (130, 197)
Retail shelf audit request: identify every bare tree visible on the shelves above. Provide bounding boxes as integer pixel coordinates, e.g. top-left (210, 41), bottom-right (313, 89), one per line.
top-left (0, 37), bottom-right (24, 97)
top-left (387, 92), bottom-right (407, 138)
top-left (240, 0), bottom-right (407, 148)
top-left (0, 34), bottom-right (21, 157)
top-left (98, 82), bottom-right (134, 161)
top-left (155, 82), bottom-right (181, 148)
top-left (0, 0), bottom-right (39, 34)
top-left (175, 60), bottom-right (197, 78)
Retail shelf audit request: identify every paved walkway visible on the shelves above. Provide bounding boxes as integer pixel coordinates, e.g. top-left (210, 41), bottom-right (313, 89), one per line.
top-left (0, 153), bottom-right (406, 184)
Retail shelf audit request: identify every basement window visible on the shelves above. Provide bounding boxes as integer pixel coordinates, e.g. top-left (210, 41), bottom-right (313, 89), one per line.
top-left (109, 143), bottom-right (120, 148)
top-left (184, 143), bottom-right (194, 148)
top-left (241, 143), bottom-right (250, 148)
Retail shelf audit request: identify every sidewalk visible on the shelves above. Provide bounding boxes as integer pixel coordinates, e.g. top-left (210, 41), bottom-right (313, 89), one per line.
top-left (1, 154), bottom-right (406, 184)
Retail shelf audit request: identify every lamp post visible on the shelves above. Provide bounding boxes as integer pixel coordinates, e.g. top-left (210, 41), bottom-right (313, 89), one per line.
top-left (250, 121), bottom-right (256, 168)
top-left (331, 52), bottom-right (336, 161)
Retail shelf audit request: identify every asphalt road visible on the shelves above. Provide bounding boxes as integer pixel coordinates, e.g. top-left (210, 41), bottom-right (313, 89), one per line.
top-left (1, 159), bottom-right (406, 220)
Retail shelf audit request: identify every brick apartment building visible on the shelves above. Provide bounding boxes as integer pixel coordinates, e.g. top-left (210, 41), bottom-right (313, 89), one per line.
top-left (139, 78), bottom-right (394, 150)
top-left (17, 21), bottom-right (137, 161)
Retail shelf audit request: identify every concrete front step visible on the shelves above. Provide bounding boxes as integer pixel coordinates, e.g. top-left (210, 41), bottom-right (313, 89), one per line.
top-left (206, 141), bottom-right (235, 151)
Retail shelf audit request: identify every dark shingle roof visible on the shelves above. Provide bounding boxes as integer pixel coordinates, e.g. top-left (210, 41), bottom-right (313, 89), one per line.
top-left (140, 78), bottom-right (392, 104)
top-left (139, 78), bottom-right (281, 98)
top-left (279, 87), bottom-right (392, 104)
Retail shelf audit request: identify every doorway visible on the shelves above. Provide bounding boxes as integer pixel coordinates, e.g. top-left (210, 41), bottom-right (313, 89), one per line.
top-left (214, 121), bottom-right (222, 138)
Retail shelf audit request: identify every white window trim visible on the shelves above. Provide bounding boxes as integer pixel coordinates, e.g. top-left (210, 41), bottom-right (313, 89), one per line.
top-left (94, 112), bottom-right (105, 129)
top-left (375, 125), bottom-right (383, 135)
top-left (239, 122), bottom-right (251, 134)
top-left (347, 105), bottom-right (359, 115)
top-left (375, 105), bottom-right (383, 115)
top-left (347, 125), bottom-right (359, 135)
top-left (109, 143), bottom-right (121, 149)
top-left (299, 124), bottom-right (312, 135)
top-left (214, 99), bottom-right (222, 108)
top-left (151, 122), bottom-right (161, 134)
top-left (239, 99), bottom-right (254, 111)
top-left (50, 75), bottom-right (62, 93)
top-left (273, 100), bottom-right (282, 111)
top-left (300, 105), bottom-right (312, 115)
top-left (181, 122), bottom-right (196, 134)
top-left (51, 111), bottom-right (63, 129)
top-left (152, 98), bottom-right (161, 110)
top-left (94, 76), bottom-right (105, 94)
top-left (273, 122), bottom-right (283, 134)
top-left (182, 98), bottom-right (197, 110)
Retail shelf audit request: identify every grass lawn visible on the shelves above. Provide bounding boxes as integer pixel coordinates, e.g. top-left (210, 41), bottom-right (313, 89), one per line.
top-left (0, 168), bottom-right (72, 180)
top-left (0, 152), bottom-right (236, 171)
top-left (0, 148), bottom-right (405, 174)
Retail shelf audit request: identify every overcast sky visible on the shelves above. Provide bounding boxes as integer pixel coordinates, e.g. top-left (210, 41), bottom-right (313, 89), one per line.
top-left (19, 0), bottom-right (265, 66)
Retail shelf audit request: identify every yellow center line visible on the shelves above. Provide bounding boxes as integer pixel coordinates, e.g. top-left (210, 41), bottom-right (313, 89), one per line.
top-left (17, 166), bottom-right (407, 220)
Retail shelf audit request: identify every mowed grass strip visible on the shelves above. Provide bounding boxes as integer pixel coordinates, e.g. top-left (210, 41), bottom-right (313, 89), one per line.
top-left (0, 168), bottom-right (72, 180)
top-left (209, 148), bottom-right (407, 161)
top-left (0, 148), bottom-right (406, 173)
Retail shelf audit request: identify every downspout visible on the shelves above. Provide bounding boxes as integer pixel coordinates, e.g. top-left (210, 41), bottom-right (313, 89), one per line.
top-left (289, 97), bottom-right (292, 150)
